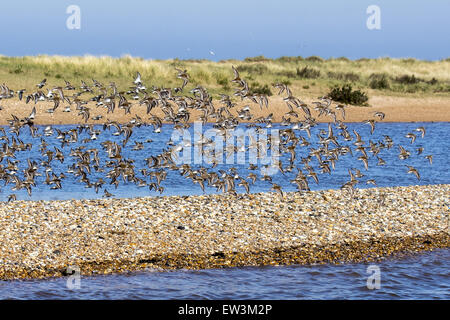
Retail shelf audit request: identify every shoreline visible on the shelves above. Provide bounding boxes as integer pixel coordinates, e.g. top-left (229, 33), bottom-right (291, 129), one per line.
top-left (1, 233), bottom-right (448, 281)
top-left (0, 184), bottom-right (448, 281)
top-left (1, 95), bottom-right (450, 125)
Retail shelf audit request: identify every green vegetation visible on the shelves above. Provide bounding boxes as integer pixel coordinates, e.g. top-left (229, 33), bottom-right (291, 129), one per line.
top-left (0, 54), bottom-right (449, 102)
top-left (296, 66), bottom-right (321, 79)
top-left (327, 71), bottom-right (360, 82)
top-left (249, 82), bottom-right (273, 96)
top-left (369, 73), bottom-right (390, 90)
top-left (327, 84), bottom-right (369, 105)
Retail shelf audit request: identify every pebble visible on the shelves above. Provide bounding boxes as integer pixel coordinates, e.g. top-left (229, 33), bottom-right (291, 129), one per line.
top-left (0, 184), bottom-right (448, 280)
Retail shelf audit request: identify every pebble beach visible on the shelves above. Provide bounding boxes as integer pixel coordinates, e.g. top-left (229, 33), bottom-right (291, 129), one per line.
top-left (0, 184), bottom-right (448, 281)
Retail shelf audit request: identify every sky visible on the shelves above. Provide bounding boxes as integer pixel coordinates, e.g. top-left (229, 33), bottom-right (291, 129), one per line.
top-left (0, 0), bottom-right (448, 60)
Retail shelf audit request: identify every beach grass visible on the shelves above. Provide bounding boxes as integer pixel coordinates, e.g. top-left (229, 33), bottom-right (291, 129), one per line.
top-left (1, 54), bottom-right (450, 100)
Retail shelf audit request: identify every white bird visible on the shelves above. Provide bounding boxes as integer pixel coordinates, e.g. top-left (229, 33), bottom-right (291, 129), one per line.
top-left (134, 72), bottom-right (142, 85)
top-left (28, 107), bottom-right (36, 120)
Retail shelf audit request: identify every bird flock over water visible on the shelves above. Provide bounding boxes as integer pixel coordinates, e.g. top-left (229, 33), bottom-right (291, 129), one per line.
top-left (0, 66), bottom-right (433, 201)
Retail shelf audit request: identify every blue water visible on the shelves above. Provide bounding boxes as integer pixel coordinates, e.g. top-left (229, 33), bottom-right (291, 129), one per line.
top-left (0, 248), bottom-right (448, 299)
top-left (0, 121), bottom-right (449, 299)
top-left (0, 122), bottom-right (448, 201)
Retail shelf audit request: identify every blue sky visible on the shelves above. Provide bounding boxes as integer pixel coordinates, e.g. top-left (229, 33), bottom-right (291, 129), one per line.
top-left (0, 0), bottom-right (448, 60)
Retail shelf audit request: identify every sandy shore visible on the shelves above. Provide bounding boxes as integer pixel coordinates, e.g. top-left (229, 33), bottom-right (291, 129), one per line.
top-left (0, 184), bottom-right (448, 280)
top-left (1, 95), bottom-right (449, 125)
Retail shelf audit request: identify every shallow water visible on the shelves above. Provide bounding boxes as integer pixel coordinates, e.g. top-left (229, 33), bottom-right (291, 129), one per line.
top-left (1, 248), bottom-right (448, 300)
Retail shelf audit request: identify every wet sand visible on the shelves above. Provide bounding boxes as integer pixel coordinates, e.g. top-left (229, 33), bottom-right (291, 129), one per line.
top-left (0, 184), bottom-right (448, 280)
top-left (0, 95), bottom-right (449, 125)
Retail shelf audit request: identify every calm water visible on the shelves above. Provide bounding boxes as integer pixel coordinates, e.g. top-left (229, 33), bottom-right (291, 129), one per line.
top-left (0, 122), bottom-right (449, 201)
top-left (0, 122), bottom-right (449, 299)
top-left (0, 248), bottom-right (448, 299)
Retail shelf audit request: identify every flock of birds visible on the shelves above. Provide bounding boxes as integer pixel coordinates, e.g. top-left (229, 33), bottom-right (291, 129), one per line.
top-left (0, 66), bottom-right (433, 201)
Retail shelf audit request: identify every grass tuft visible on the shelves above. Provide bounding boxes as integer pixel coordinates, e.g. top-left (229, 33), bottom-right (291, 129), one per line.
top-left (369, 73), bottom-right (390, 89)
top-left (296, 66), bottom-right (321, 79)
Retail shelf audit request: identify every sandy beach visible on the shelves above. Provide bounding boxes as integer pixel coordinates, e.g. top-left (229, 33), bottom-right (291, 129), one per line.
top-left (0, 184), bottom-right (448, 280)
top-left (1, 95), bottom-right (450, 126)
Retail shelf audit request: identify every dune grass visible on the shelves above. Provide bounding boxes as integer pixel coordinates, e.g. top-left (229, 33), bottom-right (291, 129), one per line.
top-left (1, 54), bottom-right (450, 101)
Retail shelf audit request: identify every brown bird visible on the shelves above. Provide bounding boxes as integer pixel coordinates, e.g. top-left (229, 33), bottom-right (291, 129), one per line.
top-left (405, 133), bottom-right (416, 144)
top-left (231, 65), bottom-right (242, 84)
top-left (374, 111), bottom-right (385, 121)
top-left (363, 119), bottom-right (376, 134)
top-left (405, 165), bottom-right (420, 180)
top-left (271, 183), bottom-right (284, 198)
top-left (103, 189), bottom-right (114, 198)
top-left (414, 126), bottom-right (426, 138)
top-left (238, 178), bottom-right (250, 194)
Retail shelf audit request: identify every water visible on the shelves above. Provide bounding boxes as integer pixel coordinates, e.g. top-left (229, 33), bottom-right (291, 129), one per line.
top-left (0, 122), bottom-right (449, 201)
top-left (0, 248), bottom-right (448, 299)
top-left (0, 121), bottom-right (449, 299)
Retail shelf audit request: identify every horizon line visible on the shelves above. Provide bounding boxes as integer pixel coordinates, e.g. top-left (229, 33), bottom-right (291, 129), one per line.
top-left (0, 53), bottom-right (449, 63)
